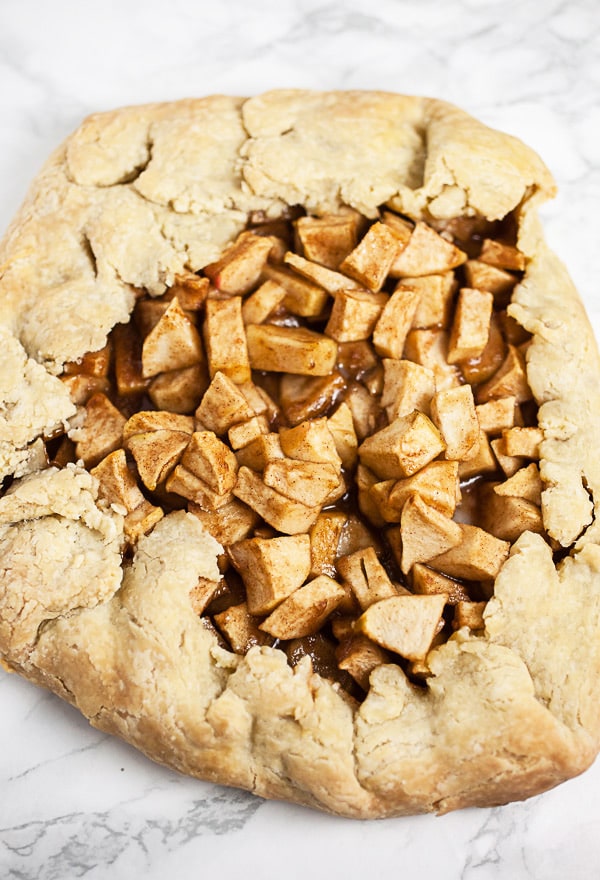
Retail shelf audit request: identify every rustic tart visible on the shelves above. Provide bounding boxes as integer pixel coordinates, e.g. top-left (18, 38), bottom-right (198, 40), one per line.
top-left (1, 90), bottom-right (599, 818)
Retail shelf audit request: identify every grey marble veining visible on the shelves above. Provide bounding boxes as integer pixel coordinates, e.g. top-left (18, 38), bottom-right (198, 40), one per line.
top-left (2, 789), bottom-right (262, 880)
top-left (1, 1), bottom-right (599, 877)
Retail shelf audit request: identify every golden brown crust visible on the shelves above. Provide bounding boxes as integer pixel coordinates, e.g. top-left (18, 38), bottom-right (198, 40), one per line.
top-left (0, 91), bottom-right (599, 819)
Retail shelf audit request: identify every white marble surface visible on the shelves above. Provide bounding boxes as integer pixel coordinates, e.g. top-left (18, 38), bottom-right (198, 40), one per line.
top-left (1, 0), bottom-right (600, 877)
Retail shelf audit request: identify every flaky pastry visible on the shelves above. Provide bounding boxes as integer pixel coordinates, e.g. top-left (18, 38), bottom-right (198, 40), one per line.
top-left (1, 91), bottom-right (600, 818)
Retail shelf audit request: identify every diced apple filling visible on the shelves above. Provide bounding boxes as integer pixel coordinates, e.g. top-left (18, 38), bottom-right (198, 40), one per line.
top-left (54, 204), bottom-right (544, 698)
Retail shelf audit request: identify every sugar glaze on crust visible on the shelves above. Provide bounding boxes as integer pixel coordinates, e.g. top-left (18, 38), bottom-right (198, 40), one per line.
top-left (1, 91), bottom-right (600, 818)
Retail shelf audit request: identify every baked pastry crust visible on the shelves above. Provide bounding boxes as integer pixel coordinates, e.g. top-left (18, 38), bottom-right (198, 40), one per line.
top-left (1, 90), bottom-right (600, 818)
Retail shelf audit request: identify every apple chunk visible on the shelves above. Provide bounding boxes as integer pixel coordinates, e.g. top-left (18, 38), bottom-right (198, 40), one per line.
top-left (142, 298), bottom-right (203, 378)
top-left (259, 575), bottom-right (346, 639)
top-left (357, 594), bottom-right (447, 661)
top-left (246, 325), bottom-right (338, 376)
top-left (229, 535), bottom-right (311, 615)
top-left (358, 411), bottom-right (445, 480)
